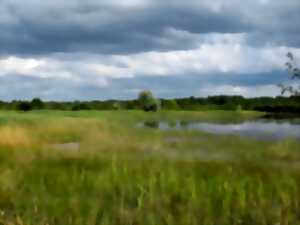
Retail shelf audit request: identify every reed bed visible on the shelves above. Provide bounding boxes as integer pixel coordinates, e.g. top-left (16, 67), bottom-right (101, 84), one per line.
top-left (0, 110), bottom-right (299, 225)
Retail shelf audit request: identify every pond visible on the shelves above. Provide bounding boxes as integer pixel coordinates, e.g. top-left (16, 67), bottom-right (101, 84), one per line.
top-left (46, 142), bottom-right (80, 151)
top-left (139, 119), bottom-right (300, 141)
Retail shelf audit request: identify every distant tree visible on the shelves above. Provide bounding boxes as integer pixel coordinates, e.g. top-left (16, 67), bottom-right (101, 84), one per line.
top-left (279, 52), bottom-right (300, 96)
top-left (49, 102), bottom-right (67, 110)
top-left (17, 102), bottom-right (32, 112)
top-left (125, 100), bottom-right (139, 110)
top-left (162, 99), bottom-right (179, 110)
top-left (72, 103), bottom-right (90, 111)
top-left (236, 104), bottom-right (243, 111)
top-left (112, 102), bottom-right (122, 110)
top-left (138, 90), bottom-right (160, 112)
top-left (31, 98), bottom-right (45, 110)
top-left (0, 101), bottom-right (5, 110)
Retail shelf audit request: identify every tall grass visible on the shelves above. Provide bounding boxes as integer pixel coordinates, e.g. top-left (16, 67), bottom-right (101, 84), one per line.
top-left (0, 126), bottom-right (34, 150)
top-left (0, 110), bottom-right (299, 225)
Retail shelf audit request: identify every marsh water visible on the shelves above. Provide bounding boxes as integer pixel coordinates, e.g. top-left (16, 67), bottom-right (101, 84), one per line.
top-left (139, 119), bottom-right (300, 141)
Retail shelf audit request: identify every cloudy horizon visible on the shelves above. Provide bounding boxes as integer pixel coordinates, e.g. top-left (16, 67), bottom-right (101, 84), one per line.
top-left (1, 0), bottom-right (300, 101)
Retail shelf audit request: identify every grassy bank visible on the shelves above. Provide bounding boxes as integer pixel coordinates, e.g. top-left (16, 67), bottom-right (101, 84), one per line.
top-left (0, 110), bottom-right (300, 225)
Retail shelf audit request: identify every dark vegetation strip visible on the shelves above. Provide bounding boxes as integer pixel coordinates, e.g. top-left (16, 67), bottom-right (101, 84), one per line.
top-left (0, 95), bottom-right (300, 114)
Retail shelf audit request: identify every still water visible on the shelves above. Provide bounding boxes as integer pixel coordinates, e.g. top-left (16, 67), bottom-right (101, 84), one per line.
top-left (140, 120), bottom-right (300, 141)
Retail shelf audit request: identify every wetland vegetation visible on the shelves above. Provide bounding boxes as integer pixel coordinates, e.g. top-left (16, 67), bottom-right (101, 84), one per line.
top-left (1, 110), bottom-right (300, 225)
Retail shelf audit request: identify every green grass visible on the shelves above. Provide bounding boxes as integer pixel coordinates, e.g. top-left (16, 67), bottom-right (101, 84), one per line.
top-left (0, 110), bottom-right (300, 225)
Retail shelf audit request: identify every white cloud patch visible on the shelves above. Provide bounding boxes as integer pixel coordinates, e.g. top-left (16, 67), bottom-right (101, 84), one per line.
top-left (1, 32), bottom-right (299, 99)
top-left (114, 41), bottom-right (300, 76)
top-left (0, 56), bottom-right (109, 88)
top-left (1, 36), bottom-right (300, 82)
top-left (0, 57), bottom-right (45, 75)
top-left (197, 84), bottom-right (280, 97)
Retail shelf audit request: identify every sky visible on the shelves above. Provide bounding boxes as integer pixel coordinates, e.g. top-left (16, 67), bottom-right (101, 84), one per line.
top-left (0, 0), bottom-right (300, 101)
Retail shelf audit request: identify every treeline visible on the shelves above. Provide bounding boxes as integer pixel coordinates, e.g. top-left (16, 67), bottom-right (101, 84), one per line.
top-left (0, 95), bottom-right (299, 113)
top-left (174, 95), bottom-right (300, 113)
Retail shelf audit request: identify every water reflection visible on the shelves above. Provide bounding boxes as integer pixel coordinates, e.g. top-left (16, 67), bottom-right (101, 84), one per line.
top-left (141, 120), bottom-right (300, 141)
top-left (144, 120), bottom-right (159, 129)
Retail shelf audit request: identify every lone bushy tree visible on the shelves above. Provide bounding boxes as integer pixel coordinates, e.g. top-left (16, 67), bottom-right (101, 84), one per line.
top-left (138, 90), bottom-right (160, 112)
top-left (279, 52), bottom-right (300, 96)
top-left (31, 98), bottom-right (45, 110)
top-left (17, 102), bottom-right (32, 112)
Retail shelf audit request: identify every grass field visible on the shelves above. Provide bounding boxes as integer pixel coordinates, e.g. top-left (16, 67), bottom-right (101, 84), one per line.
top-left (0, 110), bottom-right (300, 225)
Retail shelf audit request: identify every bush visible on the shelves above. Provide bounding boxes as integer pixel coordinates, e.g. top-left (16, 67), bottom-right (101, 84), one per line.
top-left (72, 103), bottom-right (90, 111)
top-left (31, 98), bottom-right (45, 110)
top-left (112, 102), bottom-right (122, 110)
top-left (17, 102), bottom-right (32, 112)
top-left (236, 104), bottom-right (243, 111)
top-left (138, 90), bottom-right (160, 112)
top-left (162, 99), bottom-right (179, 110)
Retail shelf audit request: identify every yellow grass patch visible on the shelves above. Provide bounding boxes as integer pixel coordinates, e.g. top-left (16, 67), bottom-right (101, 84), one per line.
top-left (0, 126), bottom-right (34, 149)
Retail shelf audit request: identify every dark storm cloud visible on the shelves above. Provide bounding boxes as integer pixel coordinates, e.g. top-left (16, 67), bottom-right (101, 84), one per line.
top-left (1, 0), bottom-right (300, 100)
top-left (0, 5), bottom-right (243, 55)
top-left (1, 0), bottom-right (299, 56)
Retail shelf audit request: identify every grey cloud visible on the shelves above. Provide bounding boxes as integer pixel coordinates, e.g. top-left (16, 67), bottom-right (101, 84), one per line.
top-left (1, 0), bottom-right (299, 100)
top-left (0, 70), bottom-right (287, 101)
top-left (0, 73), bottom-right (110, 101)
top-left (2, 0), bottom-right (297, 56)
top-left (111, 71), bottom-right (288, 92)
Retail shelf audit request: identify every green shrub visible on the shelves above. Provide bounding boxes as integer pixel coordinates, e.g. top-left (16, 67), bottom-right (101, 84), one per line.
top-left (17, 102), bottom-right (32, 112)
top-left (138, 90), bottom-right (160, 112)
